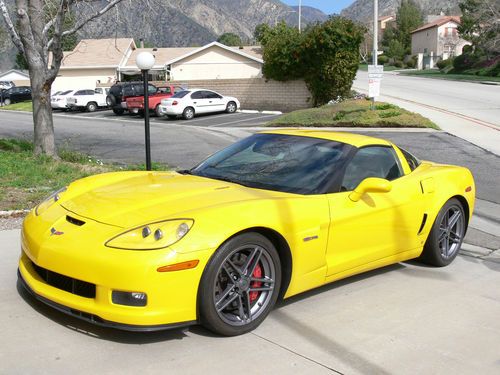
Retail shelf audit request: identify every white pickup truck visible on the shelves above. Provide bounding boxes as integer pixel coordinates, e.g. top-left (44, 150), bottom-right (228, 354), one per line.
top-left (66, 88), bottom-right (109, 112)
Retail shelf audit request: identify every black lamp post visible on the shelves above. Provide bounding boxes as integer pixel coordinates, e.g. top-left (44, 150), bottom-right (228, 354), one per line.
top-left (136, 51), bottom-right (156, 171)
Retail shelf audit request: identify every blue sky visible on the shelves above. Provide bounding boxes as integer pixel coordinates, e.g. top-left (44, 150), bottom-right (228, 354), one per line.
top-left (281, 0), bottom-right (355, 15)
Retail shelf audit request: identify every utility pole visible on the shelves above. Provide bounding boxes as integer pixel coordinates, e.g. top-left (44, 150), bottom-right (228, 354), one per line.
top-left (373, 0), bottom-right (378, 66)
top-left (298, 0), bottom-right (302, 33)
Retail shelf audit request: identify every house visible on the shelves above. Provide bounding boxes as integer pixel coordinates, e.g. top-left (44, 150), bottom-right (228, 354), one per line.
top-left (51, 39), bottom-right (264, 90)
top-left (52, 38), bottom-right (136, 90)
top-left (411, 16), bottom-right (471, 60)
top-left (378, 15), bottom-right (395, 41)
top-left (0, 69), bottom-right (30, 86)
top-left (119, 42), bottom-right (263, 81)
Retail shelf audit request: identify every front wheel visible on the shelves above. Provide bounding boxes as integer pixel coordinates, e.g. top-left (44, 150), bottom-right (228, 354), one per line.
top-left (419, 198), bottom-right (466, 266)
top-left (3, 98), bottom-right (11, 106)
top-left (226, 101), bottom-right (237, 113)
top-left (199, 233), bottom-right (281, 336)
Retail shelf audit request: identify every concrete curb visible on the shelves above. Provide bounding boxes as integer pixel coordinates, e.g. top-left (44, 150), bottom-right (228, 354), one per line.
top-left (0, 209), bottom-right (30, 218)
top-left (238, 109), bottom-right (282, 115)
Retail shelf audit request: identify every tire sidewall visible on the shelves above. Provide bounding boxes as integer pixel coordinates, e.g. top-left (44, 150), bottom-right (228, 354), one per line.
top-left (226, 101), bottom-right (236, 113)
top-left (183, 107), bottom-right (194, 120)
top-left (199, 233), bottom-right (281, 336)
top-left (87, 102), bottom-right (97, 112)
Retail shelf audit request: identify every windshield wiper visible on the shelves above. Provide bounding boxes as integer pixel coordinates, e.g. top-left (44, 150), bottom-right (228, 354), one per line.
top-left (209, 175), bottom-right (247, 187)
top-left (177, 169), bottom-right (193, 175)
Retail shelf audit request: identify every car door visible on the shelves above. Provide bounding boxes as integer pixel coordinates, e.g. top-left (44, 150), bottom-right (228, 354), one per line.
top-left (326, 145), bottom-right (425, 277)
top-left (204, 90), bottom-right (226, 112)
top-left (190, 90), bottom-right (208, 114)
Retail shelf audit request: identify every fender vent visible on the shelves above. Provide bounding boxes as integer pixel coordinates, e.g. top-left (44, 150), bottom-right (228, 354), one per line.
top-left (66, 215), bottom-right (85, 226)
top-left (417, 213), bottom-right (428, 235)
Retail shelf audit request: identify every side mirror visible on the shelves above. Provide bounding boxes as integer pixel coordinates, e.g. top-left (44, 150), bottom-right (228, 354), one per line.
top-left (349, 177), bottom-right (392, 202)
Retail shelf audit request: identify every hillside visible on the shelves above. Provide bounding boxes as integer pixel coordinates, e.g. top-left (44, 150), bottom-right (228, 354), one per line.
top-left (0, 0), bottom-right (327, 70)
top-left (341, 0), bottom-right (462, 23)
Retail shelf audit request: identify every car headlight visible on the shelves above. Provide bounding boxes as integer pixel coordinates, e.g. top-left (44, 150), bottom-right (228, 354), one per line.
top-left (105, 219), bottom-right (194, 250)
top-left (35, 186), bottom-right (67, 216)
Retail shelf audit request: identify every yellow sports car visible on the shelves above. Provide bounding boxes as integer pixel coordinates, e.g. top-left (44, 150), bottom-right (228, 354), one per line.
top-left (18, 130), bottom-right (475, 336)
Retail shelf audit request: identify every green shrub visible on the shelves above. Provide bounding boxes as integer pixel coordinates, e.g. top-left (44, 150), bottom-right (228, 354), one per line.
top-left (379, 110), bottom-right (402, 118)
top-left (405, 59), bottom-right (416, 68)
top-left (378, 55), bottom-right (389, 65)
top-left (394, 60), bottom-right (404, 68)
top-left (375, 103), bottom-right (396, 110)
top-left (436, 58), bottom-right (453, 70)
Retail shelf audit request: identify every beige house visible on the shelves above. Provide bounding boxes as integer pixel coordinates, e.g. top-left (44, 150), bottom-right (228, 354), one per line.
top-left (53, 38), bottom-right (136, 91)
top-left (411, 16), bottom-right (471, 60)
top-left (378, 15), bottom-right (395, 41)
top-left (119, 42), bottom-right (263, 81)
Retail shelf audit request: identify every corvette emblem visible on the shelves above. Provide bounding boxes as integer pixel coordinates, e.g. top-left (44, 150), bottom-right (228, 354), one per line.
top-left (50, 227), bottom-right (64, 236)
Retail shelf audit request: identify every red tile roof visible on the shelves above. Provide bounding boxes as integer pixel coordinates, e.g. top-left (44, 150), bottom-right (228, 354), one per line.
top-left (411, 16), bottom-right (461, 34)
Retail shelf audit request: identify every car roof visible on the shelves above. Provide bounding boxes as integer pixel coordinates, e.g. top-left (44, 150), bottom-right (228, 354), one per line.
top-left (260, 129), bottom-right (393, 148)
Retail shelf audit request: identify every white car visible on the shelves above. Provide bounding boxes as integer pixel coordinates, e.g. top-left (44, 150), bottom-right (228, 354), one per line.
top-left (159, 89), bottom-right (239, 120)
top-left (51, 90), bottom-right (76, 110)
top-left (66, 88), bottom-right (109, 112)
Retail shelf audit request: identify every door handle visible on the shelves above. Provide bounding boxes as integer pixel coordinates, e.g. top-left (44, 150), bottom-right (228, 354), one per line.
top-left (209, 101), bottom-right (212, 103)
top-left (193, 101), bottom-right (197, 104)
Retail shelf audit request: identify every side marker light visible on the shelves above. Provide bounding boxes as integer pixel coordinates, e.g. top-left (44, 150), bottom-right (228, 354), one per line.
top-left (157, 260), bottom-right (199, 272)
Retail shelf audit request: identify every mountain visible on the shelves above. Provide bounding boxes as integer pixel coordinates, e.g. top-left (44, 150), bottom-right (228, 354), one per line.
top-left (0, 0), bottom-right (327, 70)
top-left (341, 0), bottom-right (462, 23)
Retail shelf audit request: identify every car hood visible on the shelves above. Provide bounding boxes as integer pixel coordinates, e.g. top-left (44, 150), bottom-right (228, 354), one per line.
top-left (61, 172), bottom-right (286, 228)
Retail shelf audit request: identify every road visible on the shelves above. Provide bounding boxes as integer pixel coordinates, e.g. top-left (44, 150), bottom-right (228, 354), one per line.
top-left (354, 71), bottom-right (500, 155)
top-left (1, 229), bottom-right (499, 374)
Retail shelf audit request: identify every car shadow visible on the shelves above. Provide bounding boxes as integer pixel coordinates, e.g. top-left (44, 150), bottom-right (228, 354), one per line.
top-left (16, 280), bottom-right (189, 344)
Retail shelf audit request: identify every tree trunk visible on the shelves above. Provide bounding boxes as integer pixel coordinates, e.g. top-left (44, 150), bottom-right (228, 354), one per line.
top-left (31, 73), bottom-right (57, 157)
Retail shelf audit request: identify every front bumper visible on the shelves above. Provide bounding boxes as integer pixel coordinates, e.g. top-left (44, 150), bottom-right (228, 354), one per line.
top-left (19, 209), bottom-right (211, 330)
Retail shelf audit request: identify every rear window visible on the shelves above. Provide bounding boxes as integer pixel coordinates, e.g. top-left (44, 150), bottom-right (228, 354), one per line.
top-left (172, 90), bottom-right (190, 98)
top-left (60, 90), bottom-right (72, 95)
top-left (110, 85), bottom-right (122, 95)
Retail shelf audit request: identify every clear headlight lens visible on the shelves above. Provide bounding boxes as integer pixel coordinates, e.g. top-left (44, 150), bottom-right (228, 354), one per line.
top-left (34, 186), bottom-right (67, 216)
top-left (105, 219), bottom-right (194, 250)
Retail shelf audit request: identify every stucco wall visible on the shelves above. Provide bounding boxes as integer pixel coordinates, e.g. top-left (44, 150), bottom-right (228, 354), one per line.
top-left (411, 28), bottom-right (439, 55)
top-left (170, 47), bottom-right (262, 81)
top-left (52, 68), bottom-right (117, 91)
top-left (151, 78), bottom-right (312, 112)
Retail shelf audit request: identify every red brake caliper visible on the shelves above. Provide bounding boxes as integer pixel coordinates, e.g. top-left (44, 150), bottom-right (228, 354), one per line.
top-left (249, 264), bottom-right (262, 303)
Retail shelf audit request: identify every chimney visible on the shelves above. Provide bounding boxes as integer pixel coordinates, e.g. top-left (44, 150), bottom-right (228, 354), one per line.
top-left (139, 38), bottom-right (144, 48)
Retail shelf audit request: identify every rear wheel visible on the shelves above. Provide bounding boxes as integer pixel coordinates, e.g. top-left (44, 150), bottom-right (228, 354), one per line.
top-left (155, 104), bottom-right (164, 117)
top-left (199, 233), bottom-right (281, 336)
top-left (86, 102), bottom-right (97, 112)
top-left (112, 108), bottom-right (124, 115)
top-left (226, 101), bottom-right (237, 113)
top-left (182, 107), bottom-right (195, 120)
top-left (419, 198), bottom-right (466, 266)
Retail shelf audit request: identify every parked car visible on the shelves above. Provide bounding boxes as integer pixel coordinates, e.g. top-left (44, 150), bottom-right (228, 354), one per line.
top-left (126, 85), bottom-right (181, 117)
top-left (1, 86), bottom-right (32, 105)
top-left (0, 81), bottom-right (15, 90)
top-left (107, 82), bottom-right (157, 115)
top-left (18, 130), bottom-right (475, 336)
top-left (51, 90), bottom-right (76, 110)
top-left (159, 89), bottom-right (239, 120)
top-left (66, 88), bottom-right (109, 112)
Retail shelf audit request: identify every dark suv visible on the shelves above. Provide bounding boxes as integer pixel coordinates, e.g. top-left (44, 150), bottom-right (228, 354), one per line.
top-left (106, 82), bottom-right (157, 115)
top-left (1, 86), bottom-right (32, 105)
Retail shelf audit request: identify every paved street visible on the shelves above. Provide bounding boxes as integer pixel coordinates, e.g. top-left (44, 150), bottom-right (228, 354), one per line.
top-left (0, 229), bottom-right (499, 374)
top-left (354, 71), bottom-right (500, 155)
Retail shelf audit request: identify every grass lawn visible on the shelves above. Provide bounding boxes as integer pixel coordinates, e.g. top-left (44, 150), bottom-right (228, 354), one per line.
top-left (0, 101), bottom-right (33, 112)
top-left (400, 69), bottom-right (500, 82)
top-left (0, 138), bottom-right (168, 211)
top-left (267, 99), bottom-right (439, 129)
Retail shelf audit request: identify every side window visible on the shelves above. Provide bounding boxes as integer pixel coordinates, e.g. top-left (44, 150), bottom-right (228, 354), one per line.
top-left (399, 147), bottom-right (421, 171)
top-left (205, 91), bottom-right (222, 99)
top-left (341, 146), bottom-right (403, 191)
top-left (148, 85), bottom-right (157, 94)
top-left (95, 88), bottom-right (103, 94)
top-left (191, 91), bottom-right (204, 99)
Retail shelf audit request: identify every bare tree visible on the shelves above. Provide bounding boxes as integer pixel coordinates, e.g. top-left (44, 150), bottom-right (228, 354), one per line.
top-left (0, 0), bottom-right (125, 156)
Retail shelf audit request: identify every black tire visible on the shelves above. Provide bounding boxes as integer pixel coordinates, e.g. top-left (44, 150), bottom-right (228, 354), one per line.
top-left (182, 107), bottom-right (195, 120)
top-left (226, 101), bottom-right (237, 113)
top-left (112, 108), bottom-right (125, 115)
top-left (419, 198), bottom-right (466, 267)
top-left (199, 233), bottom-right (281, 336)
top-left (106, 95), bottom-right (116, 107)
top-left (155, 105), bottom-right (164, 117)
top-left (4, 98), bottom-right (11, 106)
top-left (166, 114), bottom-right (177, 120)
top-left (86, 102), bottom-right (97, 112)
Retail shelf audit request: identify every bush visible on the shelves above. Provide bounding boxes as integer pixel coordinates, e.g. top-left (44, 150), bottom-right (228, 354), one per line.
top-left (436, 58), bottom-right (453, 70)
top-left (394, 60), bottom-right (404, 68)
top-left (405, 59), bottom-right (415, 68)
top-left (453, 53), bottom-right (477, 72)
top-left (378, 55), bottom-right (389, 65)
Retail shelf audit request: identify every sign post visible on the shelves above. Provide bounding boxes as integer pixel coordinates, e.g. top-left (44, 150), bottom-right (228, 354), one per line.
top-left (368, 64), bottom-right (383, 108)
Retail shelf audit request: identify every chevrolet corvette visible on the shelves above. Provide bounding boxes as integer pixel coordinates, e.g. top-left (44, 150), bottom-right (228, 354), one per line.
top-left (18, 130), bottom-right (475, 336)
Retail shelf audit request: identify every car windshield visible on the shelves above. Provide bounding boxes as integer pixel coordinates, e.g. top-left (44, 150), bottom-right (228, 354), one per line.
top-left (191, 133), bottom-right (354, 194)
top-left (171, 90), bottom-right (190, 99)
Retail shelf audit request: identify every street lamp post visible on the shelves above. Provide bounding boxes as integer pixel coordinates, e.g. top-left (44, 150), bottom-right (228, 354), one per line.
top-left (136, 51), bottom-right (155, 171)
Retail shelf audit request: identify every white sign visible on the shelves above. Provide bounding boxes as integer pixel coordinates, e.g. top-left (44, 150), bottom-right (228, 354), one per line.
top-left (368, 78), bottom-right (381, 98)
top-left (368, 65), bottom-right (383, 98)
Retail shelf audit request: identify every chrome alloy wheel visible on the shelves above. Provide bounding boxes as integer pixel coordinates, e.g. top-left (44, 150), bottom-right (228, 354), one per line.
top-left (213, 245), bottom-right (276, 326)
top-left (438, 205), bottom-right (465, 259)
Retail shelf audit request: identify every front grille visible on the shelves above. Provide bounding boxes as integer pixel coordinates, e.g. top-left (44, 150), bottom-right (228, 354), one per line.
top-left (32, 263), bottom-right (96, 298)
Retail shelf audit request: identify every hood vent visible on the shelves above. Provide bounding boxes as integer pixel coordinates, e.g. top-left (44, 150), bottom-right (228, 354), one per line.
top-left (66, 215), bottom-right (86, 226)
